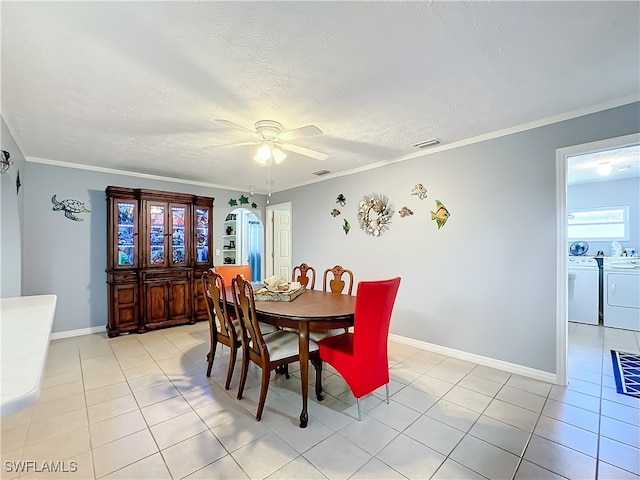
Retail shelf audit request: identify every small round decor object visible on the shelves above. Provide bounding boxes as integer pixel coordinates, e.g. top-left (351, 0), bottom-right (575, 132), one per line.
top-left (570, 241), bottom-right (589, 256)
top-left (358, 193), bottom-right (394, 237)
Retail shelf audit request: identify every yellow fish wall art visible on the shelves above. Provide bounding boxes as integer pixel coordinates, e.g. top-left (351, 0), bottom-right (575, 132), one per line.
top-left (430, 200), bottom-right (450, 229)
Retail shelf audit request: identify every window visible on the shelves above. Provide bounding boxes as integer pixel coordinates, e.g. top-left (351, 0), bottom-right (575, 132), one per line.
top-left (568, 206), bottom-right (629, 241)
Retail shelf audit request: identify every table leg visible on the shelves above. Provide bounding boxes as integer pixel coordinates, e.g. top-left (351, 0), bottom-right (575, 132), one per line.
top-left (298, 321), bottom-right (309, 428)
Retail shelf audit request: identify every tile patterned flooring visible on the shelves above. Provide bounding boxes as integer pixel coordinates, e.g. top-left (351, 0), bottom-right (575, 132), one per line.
top-left (1, 321), bottom-right (638, 479)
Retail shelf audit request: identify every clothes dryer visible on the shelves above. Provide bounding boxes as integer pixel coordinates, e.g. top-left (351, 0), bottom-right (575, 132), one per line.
top-left (603, 257), bottom-right (640, 331)
top-left (568, 256), bottom-right (599, 325)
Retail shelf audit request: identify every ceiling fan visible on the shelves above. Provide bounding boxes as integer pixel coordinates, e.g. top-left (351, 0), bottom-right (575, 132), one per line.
top-left (205, 119), bottom-right (329, 164)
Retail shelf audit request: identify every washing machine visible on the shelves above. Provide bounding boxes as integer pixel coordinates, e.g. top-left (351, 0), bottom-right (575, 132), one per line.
top-left (603, 257), bottom-right (640, 331)
top-left (568, 256), bottom-right (599, 325)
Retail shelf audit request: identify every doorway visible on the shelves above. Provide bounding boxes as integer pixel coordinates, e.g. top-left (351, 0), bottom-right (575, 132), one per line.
top-left (556, 132), bottom-right (640, 385)
top-left (265, 202), bottom-right (292, 279)
top-left (225, 208), bottom-right (263, 282)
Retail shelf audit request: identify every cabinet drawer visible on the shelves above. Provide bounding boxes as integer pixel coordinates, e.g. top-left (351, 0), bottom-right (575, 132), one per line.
top-left (108, 271), bottom-right (138, 283)
top-left (143, 270), bottom-right (191, 282)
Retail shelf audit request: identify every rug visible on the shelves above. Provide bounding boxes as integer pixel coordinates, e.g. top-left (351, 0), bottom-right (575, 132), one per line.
top-left (611, 350), bottom-right (640, 397)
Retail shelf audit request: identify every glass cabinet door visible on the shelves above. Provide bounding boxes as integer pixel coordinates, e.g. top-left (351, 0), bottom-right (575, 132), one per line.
top-left (148, 203), bottom-right (166, 267)
top-left (116, 200), bottom-right (137, 268)
top-left (195, 206), bottom-right (211, 265)
top-left (170, 204), bottom-right (188, 266)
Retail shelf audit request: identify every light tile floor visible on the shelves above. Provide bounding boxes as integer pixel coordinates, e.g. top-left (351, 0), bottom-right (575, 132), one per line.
top-left (1, 322), bottom-right (638, 479)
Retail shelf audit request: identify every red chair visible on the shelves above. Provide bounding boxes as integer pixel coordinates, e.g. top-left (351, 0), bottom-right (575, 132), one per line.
top-left (317, 277), bottom-right (401, 420)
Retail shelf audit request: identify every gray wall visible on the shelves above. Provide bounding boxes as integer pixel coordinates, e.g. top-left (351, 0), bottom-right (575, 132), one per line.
top-left (568, 177), bottom-right (639, 255)
top-left (20, 163), bottom-right (265, 333)
top-left (270, 102), bottom-right (640, 375)
top-left (1, 118), bottom-right (25, 298)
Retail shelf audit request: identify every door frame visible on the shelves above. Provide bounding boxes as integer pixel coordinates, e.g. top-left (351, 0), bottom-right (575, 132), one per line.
top-left (265, 202), bottom-right (292, 278)
top-left (555, 132), bottom-right (639, 386)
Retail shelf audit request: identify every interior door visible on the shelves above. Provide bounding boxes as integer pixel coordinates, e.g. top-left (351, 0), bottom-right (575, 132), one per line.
top-left (266, 203), bottom-right (292, 279)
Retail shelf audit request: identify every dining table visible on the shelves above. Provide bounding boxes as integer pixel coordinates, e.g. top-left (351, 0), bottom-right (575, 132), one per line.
top-left (227, 286), bottom-right (356, 428)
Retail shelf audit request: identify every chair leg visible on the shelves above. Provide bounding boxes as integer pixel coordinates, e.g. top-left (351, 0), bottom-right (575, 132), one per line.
top-left (256, 367), bottom-right (271, 421)
top-left (224, 345), bottom-right (237, 390)
top-left (356, 398), bottom-right (361, 421)
top-left (385, 383), bottom-right (390, 404)
top-left (311, 356), bottom-right (323, 401)
top-left (237, 349), bottom-right (250, 400)
top-left (206, 338), bottom-right (218, 377)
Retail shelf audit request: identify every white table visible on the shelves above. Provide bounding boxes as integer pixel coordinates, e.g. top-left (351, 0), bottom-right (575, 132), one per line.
top-left (1, 295), bottom-right (57, 417)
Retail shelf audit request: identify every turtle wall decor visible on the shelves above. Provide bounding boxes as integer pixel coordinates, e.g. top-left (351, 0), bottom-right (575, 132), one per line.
top-left (51, 195), bottom-right (91, 221)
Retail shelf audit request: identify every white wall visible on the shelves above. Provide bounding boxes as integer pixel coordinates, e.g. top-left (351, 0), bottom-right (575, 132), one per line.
top-left (20, 163), bottom-right (265, 333)
top-left (270, 102), bottom-right (640, 375)
top-left (0, 118), bottom-right (25, 298)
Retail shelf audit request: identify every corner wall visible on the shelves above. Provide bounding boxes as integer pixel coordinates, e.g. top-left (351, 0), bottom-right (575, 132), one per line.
top-left (270, 102), bottom-right (640, 375)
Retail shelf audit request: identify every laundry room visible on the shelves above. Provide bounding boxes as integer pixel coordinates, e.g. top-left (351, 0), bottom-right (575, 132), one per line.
top-left (567, 141), bottom-right (640, 331)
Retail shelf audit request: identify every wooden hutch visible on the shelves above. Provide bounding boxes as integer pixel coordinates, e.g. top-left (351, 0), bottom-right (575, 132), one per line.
top-left (106, 186), bottom-right (214, 337)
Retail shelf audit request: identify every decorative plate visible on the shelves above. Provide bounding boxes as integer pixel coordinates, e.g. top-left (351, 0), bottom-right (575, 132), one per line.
top-left (570, 241), bottom-right (589, 256)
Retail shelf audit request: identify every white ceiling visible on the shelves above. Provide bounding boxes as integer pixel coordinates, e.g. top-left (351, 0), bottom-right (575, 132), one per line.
top-left (2, 2), bottom-right (639, 193)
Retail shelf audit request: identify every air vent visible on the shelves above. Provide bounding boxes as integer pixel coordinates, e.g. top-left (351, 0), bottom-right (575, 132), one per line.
top-left (413, 138), bottom-right (440, 149)
top-left (312, 169), bottom-right (331, 176)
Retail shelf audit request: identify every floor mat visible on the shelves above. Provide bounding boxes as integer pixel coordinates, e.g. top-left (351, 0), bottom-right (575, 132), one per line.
top-left (611, 350), bottom-right (640, 397)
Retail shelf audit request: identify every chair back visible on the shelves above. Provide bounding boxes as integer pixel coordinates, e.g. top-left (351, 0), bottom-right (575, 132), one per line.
top-left (353, 277), bottom-right (401, 386)
top-left (216, 265), bottom-right (252, 289)
top-left (202, 269), bottom-right (236, 342)
top-left (231, 274), bottom-right (268, 362)
top-left (323, 265), bottom-right (354, 295)
top-left (292, 263), bottom-right (316, 289)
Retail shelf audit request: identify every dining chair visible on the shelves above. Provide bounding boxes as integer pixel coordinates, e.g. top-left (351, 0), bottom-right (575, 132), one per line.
top-left (317, 277), bottom-right (401, 420)
top-left (215, 264), bottom-right (252, 288)
top-left (232, 274), bottom-right (323, 421)
top-left (201, 270), bottom-right (240, 389)
top-left (322, 265), bottom-right (354, 295)
top-left (292, 263), bottom-right (316, 289)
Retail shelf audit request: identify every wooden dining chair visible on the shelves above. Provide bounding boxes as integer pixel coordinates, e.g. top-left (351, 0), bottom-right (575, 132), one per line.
top-left (292, 263), bottom-right (316, 289)
top-left (201, 270), bottom-right (240, 389)
top-left (322, 265), bottom-right (354, 295)
top-left (317, 277), bottom-right (401, 420)
top-left (215, 265), bottom-right (252, 288)
top-left (231, 274), bottom-right (323, 421)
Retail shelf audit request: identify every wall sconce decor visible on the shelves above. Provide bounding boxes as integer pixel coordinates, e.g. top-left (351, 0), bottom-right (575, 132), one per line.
top-left (1, 150), bottom-right (13, 174)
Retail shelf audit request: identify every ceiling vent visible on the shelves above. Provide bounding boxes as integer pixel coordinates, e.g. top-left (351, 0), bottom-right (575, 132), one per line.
top-left (413, 138), bottom-right (440, 149)
top-left (312, 169), bottom-right (331, 176)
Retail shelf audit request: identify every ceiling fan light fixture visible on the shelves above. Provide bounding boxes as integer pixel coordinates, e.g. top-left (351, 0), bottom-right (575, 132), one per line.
top-left (596, 162), bottom-right (612, 176)
top-left (254, 143), bottom-right (272, 164)
top-left (272, 147), bottom-right (287, 164)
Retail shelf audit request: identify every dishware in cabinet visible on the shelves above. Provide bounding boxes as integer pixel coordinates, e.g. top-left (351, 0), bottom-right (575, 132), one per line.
top-left (143, 201), bottom-right (190, 268)
top-left (193, 202), bottom-right (213, 321)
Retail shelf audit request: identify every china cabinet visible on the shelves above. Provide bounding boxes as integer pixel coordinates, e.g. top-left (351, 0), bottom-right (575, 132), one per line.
top-left (106, 186), bottom-right (214, 336)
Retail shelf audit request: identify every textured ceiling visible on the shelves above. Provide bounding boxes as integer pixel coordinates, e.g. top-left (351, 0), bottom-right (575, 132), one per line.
top-left (2, 1), bottom-right (639, 193)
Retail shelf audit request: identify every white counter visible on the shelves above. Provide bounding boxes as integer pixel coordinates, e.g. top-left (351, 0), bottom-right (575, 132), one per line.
top-left (1, 295), bottom-right (57, 417)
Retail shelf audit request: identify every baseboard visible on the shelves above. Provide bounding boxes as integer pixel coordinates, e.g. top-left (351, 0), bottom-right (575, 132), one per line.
top-left (50, 325), bottom-right (105, 340)
top-left (388, 333), bottom-right (557, 385)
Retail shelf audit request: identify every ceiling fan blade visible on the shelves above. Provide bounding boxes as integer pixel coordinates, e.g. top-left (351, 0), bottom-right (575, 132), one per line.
top-left (280, 142), bottom-right (329, 161)
top-left (203, 141), bottom-right (260, 149)
top-left (279, 125), bottom-right (323, 142)
top-left (213, 119), bottom-right (260, 137)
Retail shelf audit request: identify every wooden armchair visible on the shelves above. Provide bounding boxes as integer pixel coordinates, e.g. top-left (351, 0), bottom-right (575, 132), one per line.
top-left (292, 263), bottom-right (316, 289)
top-left (323, 265), bottom-right (354, 295)
top-left (231, 274), bottom-right (323, 421)
top-left (201, 270), bottom-right (240, 389)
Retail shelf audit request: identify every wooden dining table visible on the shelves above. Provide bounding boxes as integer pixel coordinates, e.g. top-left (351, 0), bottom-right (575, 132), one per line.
top-left (227, 287), bottom-right (356, 428)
